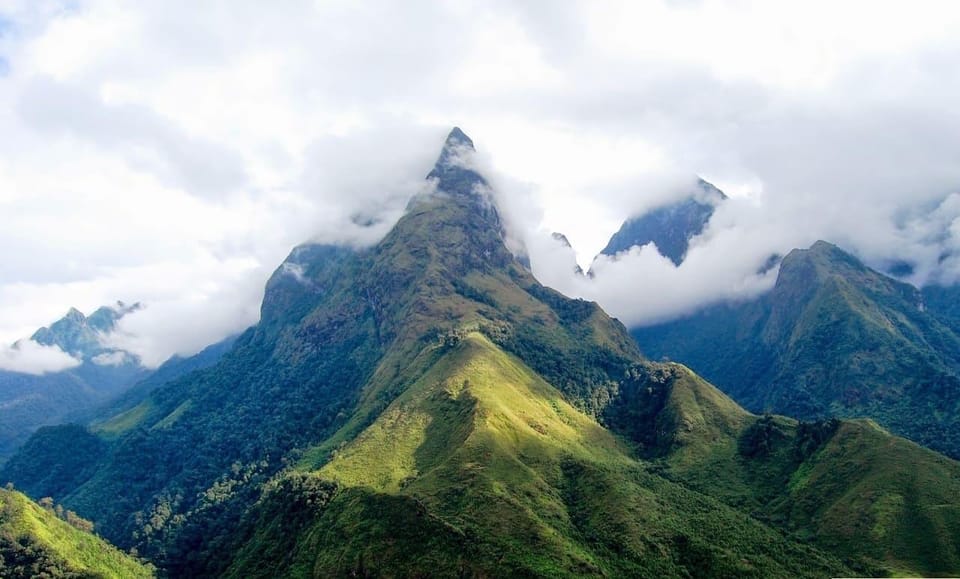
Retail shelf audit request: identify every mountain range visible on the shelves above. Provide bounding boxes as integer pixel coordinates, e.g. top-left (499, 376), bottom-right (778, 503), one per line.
top-left (0, 303), bottom-right (149, 464)
top-left (1, 129), bottom-right (959, 577)
top-left (634, 240), bottom-right (960, 460)
top-left (0, 303), bottom-right (238, 467)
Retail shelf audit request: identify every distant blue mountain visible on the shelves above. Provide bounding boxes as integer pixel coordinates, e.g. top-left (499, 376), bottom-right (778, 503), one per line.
top-left (598, 178), bottom-right (726, 266)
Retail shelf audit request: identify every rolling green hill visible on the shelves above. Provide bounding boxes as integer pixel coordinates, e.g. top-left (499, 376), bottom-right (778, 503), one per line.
top-left (3, 130), bottom-right (960, 577)
top-left (0, 487), bottom-right (152, 578)
top-left (635, 240), bottom-right (960, 459)
top-left (605, 363), bottom-right (960, 576)
top-left (223, 333), bottom-right (852, 578)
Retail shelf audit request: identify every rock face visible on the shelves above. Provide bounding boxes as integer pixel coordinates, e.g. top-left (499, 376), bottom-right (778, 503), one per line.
top-left (598, 178), bottom-right (726, 266)
top-left (4, 131), bottom-right (960, 578)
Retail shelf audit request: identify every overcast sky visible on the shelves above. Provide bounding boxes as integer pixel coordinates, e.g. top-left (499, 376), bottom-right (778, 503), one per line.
top-left (2, 0), bottom-right (960, 371)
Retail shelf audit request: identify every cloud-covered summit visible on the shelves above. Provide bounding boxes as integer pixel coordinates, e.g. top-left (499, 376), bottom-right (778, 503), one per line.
top-left (0, 301), bottom-right (143, 375)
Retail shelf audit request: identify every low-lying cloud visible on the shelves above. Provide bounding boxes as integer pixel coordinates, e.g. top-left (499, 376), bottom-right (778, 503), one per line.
top-left (0, 339), bottom-right (81, 375)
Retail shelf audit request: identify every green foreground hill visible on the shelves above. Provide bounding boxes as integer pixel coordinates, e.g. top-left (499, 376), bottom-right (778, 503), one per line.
top-left (0, 487), bottom-right (152, 578)
top-left (224, 333), bottom-right (848, 577)
top-left (606, 363), bottom-right (960, 576)
top-left (3, 129), bottom-right (960, 577)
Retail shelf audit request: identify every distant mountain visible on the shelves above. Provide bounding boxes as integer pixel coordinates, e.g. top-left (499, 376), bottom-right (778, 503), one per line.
top-left (31, 301), bottom-right (141, 364)
top-left (597, 178), bottom-right (726, 266)
top-left (634, 240), bottom-right (960, 459)
top-left (0, 303), bottom-right (149, 464)
top-left (4, 131), bottom-right (960, 577)
top-left (0, 486), bottom-right (152, 578)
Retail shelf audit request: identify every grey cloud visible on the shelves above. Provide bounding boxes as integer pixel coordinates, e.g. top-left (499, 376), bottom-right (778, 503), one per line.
top-left (297, 123), bottom-right (451, 247)
top-left (17, 77), bottom-right (248, 197)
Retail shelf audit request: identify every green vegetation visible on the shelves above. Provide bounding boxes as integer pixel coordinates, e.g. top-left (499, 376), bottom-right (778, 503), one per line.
top-left (0, 304), bottom-right (150, 465)
top-left (225, 333), bottom-right (851, 578)
top-left (605, 363), bottom-right (960, 576)
top-left (636, 240), bottom-right (960, 459)
top-left (0, 486), bottom-right (152, 578)
top-left (3, 131), bottom-right (960, 577)
top-left (92, 400), bottom-right (153, 437)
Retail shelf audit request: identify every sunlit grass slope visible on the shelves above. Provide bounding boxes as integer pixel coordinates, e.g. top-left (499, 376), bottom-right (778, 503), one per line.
top-left (608, 362), bottom-right (960, 577)
top-left (0, 487), bottom-right (152, 578)
top-left (226, 333), bottom-right (850, 578)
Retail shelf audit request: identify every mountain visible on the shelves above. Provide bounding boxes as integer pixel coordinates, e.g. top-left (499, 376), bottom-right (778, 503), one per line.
top-left (0, 303), bottom-right (150, 464)
top-left (70, 333), bottom-right (239, 429)
top-left (605, 364), bottom-right (960, 576)
top-left (597, 178), bottom-right (726, 266)
top-left (634, 240), bottom-right (960, 459)
top-left (3, 131), bottom-right (960, 577)
top-left (31, 301), bottom-right (141, 364)
top-left (0, 486), bottom-right (152, 578)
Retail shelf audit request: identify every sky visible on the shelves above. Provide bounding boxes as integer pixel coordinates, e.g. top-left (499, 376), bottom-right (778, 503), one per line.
top-left (2, 0), bottom-right (960, 372)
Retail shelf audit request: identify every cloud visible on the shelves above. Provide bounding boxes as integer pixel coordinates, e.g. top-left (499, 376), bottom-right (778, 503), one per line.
top-left (17, 77), bottom-right (249, 197)
top-left (297, 123), bottom-right (450, 247)
top-left (1, 0), bottom-right (960, 356)
top-left (91, 350), bottom-right (128, 366)
top-left (0, 339), bottom-right (81, 375)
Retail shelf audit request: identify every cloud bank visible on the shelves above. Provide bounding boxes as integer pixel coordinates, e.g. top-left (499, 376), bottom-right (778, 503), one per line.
top-left (0, 340), bottom-right (81, 375)
top-left (1, 0), bottom-right (960, 360)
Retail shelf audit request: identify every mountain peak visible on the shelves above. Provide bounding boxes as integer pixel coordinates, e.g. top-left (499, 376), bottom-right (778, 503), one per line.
top-left (444, 126), bottom-right (474, 151)
top-left (597, 178), bottom-right (727, 266)
top-left (809, 239), bottom-right (839, 253)
top-left (781, 240), bottom-right (864, 273)
top-left (30, 302), bottom-right (142, 362)
top-left (65, 307), bottom-right (85, 322)
top-left (426, 127), bottom-right (485, 197)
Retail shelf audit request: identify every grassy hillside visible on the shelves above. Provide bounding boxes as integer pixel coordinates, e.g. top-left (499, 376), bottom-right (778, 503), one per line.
top-left (0, 487), bottom-right (152, 578)
top-left (606, 363), bottom-right (960, 576)
top-left (224, 333), bottom-right (851, 578)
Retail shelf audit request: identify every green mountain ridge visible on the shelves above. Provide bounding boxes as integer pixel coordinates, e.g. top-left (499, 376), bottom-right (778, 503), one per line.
top-left (3, 130), bottom-right (960, 577)
top-left (634, 240), bottom-right (960, 459)
top-left (224, 333), bottom-right (854, 577)
top-left (607, 363), bottom-right (960, 575)
top-left (0, 486), bottom-right (152, 578)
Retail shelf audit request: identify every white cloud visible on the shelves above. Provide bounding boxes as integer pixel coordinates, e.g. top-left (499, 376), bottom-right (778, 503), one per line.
top-left (91, 350), bottom-right (127, 366)
top-left (1, 0), bottom-right (960, 357)
top-left (0, 339), bottom-right (81, 375)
